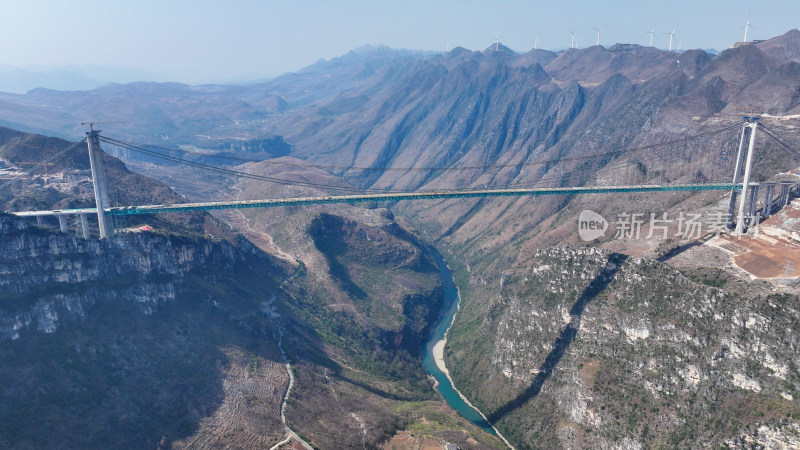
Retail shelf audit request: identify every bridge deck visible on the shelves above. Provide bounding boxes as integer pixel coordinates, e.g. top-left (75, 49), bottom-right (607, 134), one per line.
top-left (11, 183), bottom-right (740, 217)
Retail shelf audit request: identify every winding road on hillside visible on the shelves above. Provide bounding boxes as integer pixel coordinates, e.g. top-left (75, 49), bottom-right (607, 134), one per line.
top-left (270, 331), bottom-right (312, 450)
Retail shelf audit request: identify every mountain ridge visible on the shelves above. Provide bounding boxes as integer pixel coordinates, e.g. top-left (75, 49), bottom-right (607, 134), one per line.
top-left (2, 28), bottom-right (800, 449)
top-left (0, 30), bottom-right (795, 147)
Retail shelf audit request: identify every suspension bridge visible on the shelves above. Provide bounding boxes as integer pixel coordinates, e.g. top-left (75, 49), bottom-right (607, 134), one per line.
top-left (3, 117), bottom-right (799, 239)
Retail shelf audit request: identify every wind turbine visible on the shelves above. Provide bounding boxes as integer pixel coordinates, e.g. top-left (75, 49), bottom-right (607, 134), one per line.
top-left (648, 28), bottom-right (655, 47)
top-left (534, 35), bottom-right (538, 50)
top-left (494, 31), bottom-right (500, 51)
top-left (742, 16), bottom-right (753, 42)
top-left (665, 25), bottom-right (677, 51)
top-left (570, 30), bottom-right (575, 49)
top-left (593, 27), bottom-right (601, 46)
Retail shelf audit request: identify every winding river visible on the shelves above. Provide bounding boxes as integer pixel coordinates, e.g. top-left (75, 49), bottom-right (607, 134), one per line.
top-left (421, 250), bottom-right (503, 438)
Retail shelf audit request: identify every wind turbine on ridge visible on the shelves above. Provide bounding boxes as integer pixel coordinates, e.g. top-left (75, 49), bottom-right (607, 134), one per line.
top-left (570, 30), bottom-right (575, 49)
top-left (742, 16), bottom-right (753, 43)
top-left (665, 25), bottom-right (677, 51)
top-left (648, 27), bottom-right (655, 47)
top-left (494, 31), bottom-right (500, 51)
top-left (593, 27), bottom-right (601, 46)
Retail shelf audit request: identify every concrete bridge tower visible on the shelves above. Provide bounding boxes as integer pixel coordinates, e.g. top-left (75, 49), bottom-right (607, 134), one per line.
top-left (85, 128), bottom-right (113, 238)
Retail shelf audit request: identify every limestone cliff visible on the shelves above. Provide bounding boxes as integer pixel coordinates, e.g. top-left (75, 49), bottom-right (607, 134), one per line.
top-left (445, 247), bottom-right (800, 448)
top-left (0, 212), bottom-right (291, 448)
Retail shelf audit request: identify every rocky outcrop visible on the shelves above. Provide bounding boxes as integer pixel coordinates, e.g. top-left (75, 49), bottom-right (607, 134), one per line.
top-left (0, 212), bottom-right (282, 340)
top-left (0, 211), bottom-right (290, 448)
top-left (446, 247), bottom-right (800, 448)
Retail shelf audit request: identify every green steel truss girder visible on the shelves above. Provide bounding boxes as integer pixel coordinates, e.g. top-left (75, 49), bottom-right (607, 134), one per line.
top-left (102, 183), bottom-right (741, 216)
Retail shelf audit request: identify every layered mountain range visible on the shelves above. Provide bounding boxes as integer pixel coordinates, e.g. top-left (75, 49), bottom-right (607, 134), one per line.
top-left (2, 30), bottom-right (800, 448)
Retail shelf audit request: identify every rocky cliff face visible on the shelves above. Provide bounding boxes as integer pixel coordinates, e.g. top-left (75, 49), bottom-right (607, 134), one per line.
top-left (0, 212), bottom-right (292, 448)
top-left (445, 246), bottom-right (800, 448)
top-left (0, 212), bottom-right (284, 340)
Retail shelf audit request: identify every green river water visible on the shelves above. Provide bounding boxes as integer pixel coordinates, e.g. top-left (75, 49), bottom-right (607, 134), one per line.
top-left (421, 250), bottom-right (497, 436)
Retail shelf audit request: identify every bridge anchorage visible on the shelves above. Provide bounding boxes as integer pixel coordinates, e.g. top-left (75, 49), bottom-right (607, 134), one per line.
top-left (7, 117), bottom-right (800, 239)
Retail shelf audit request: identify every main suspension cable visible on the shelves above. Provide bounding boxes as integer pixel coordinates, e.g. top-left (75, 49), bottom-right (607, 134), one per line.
top-left (757, 124), bottom-right (800, 160)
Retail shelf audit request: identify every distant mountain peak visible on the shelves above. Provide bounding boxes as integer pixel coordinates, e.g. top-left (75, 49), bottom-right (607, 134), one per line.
top-left (755, 28), bottom-right (800, 63)
top-left (349, 44), bottom-right (394, 55)
top-left (483, 42), bottom-right (518, 56)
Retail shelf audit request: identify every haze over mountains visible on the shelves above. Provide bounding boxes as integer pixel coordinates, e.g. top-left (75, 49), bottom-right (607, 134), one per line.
top-left (0, 65), bottom-right (163, 94)
top-left (2, 30), bottom-right (800, 448)
top-left (0, 31), bottom-right (797, 152)
top-left (0, 42), bottom-right (722, 95)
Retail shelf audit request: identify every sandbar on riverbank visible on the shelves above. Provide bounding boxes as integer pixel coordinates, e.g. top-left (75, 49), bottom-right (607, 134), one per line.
top-left (432, 339), bottom-right (449, 375)
top-left (432, 336), bottom-right (514, 449)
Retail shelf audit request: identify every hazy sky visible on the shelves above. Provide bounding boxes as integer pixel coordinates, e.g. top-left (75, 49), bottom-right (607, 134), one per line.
top-left (2, 0), bottom-right (799, 84)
